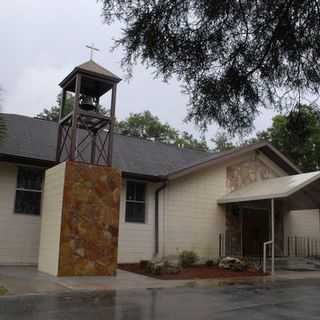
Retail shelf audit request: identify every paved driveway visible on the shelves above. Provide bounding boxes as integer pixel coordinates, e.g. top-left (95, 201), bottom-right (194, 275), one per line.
top-left (0, 278), bottom-right (320, 319)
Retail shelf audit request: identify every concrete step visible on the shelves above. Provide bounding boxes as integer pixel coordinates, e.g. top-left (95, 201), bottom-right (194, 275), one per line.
top-left (248, 257), bottom-right (320, 272)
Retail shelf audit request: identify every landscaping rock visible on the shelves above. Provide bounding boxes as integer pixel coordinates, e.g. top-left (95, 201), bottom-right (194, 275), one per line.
top-left (194, 257), bottom-right (209, 266)
top-left (247, 262), bottom-right (262, 273)
top-left (219, 256), bottom-right (248, 271)
top-left (164, 264), bottom-right (182, 274)
top-left (143, 258), bottom-right (183, 275)
top-left (165, 257), bottom-right (180, 268)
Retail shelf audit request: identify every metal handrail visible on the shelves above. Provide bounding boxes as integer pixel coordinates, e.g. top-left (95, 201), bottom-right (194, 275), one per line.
top-left (263, 240), bottom-right (273, 273)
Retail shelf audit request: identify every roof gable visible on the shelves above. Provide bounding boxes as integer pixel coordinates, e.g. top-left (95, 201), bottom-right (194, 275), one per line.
top-left (59, 60), bottom-right (121, 88)
top-left (77, 60), bottom-right (121, 81)
top-left (167, 142), bottom-right (301, 179)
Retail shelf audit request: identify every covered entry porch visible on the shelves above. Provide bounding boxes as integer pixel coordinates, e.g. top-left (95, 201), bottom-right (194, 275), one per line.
top-left (218, 171), bottom-right (320, 273)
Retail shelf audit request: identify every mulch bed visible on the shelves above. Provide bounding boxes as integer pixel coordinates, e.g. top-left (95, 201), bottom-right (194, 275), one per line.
top-left (118, 264), bottom-right (266, 280)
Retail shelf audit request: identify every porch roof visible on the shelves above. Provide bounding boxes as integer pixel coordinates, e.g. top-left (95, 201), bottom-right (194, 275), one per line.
top-left (218, 171), bottom-right (320, 204)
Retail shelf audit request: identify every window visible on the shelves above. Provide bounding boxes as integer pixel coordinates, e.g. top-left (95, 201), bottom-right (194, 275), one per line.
top-left (14, 167), bottom-right (44, 215)
top-left (125, 181), bottom-right (146, 223)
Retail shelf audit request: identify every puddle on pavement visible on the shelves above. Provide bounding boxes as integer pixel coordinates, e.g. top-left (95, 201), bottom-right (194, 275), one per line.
top-left (182, 279), bottom-right (259, 289)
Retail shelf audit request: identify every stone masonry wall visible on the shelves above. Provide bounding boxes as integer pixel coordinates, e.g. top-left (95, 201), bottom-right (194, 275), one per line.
top-left (58, 161), bottom-right (121, 276)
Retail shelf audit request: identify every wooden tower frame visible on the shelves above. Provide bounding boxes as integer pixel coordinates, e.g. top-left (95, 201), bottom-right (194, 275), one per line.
top-left (56, 61), bottom-right (121, 165)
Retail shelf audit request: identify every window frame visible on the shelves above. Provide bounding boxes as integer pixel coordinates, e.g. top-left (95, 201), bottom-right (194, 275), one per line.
top-left (14, 165), bottom-right (44, 216)
top-left (125, 180), bottom-right (147, 224)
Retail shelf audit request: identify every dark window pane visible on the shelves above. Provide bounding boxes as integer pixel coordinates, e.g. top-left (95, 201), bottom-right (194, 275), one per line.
top-left (126, 181), bottom-right (145, 201)
top-left (126, 181), bottom-right (135, 201)
top-left (17, 167), bottom-right (43, 190)
top-left (125, 181), bottom-right (146, 223)
top-left (135, 183), bottom-right (145, 201)
top-left (125, 202), bottom-right (145, 223)
top-left (15, 190), bottom-right (41, 215)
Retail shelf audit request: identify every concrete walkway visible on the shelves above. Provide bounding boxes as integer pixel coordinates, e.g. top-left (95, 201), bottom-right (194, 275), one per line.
top-left (2, 278), bottom-right (320, 319)
top-left (1, 266), bottom-right (320, 297)
top-left (0, 267), bottom-right (203, 296)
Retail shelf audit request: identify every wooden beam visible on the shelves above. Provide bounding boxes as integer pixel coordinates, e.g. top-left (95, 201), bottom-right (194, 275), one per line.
top-left (59, 89), bottom-right (66, 120)
top-left (91, 97), bottom-right (99, 164)
top-left (91, 132), bottom-right (97, 164)
top-left (56, 89), bottom-right (66, 162)
top-left (59, 111), bottom-right (73, 126)
top-left (70, 74), bottom-right (81, 160)
top-left (78, 109), bottom-right (109, 121)
top-left (107, 84), bottom-right (117, 166)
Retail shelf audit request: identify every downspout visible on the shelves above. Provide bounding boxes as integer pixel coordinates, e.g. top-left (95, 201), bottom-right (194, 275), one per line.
top-left (154, 182), bottom-right (167, 256)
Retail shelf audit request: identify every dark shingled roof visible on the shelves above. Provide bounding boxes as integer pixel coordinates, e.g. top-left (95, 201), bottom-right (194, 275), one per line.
top-left (0, 114), bottom-right (213, 178)
top-left (59, 60), bottom-right (121, 89)
top-left (78, 60), bottom-right (121, 81)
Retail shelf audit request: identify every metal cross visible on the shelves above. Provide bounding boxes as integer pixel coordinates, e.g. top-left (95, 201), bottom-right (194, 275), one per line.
top-left (86, 43), bottom-right (100, 60)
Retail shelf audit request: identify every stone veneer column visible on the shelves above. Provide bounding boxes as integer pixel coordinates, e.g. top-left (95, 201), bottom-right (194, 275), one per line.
top-left (38, 161), bottom-right (121, 276)
top-left (225, 206), bottom-right (242, 256)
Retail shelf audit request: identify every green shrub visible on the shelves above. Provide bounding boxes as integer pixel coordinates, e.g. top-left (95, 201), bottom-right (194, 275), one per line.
top-left (153, 265), bottom-right (163, 275)
top-left (139, 260), bottom-right (150, 270)
top-left (205, 259), bottom-right (214, 267)
top-left (145, 261), bottom-right (163, 275)
top-left (179, 250), bottom-right (199, 267)
top-left (145, 262), bottom-right (153, 273)
top-left (0, 286), bottom-right (8, 296)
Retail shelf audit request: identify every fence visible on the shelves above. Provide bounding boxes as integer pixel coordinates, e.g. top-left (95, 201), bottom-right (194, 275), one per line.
top-left (287, 236), bottom-right (320, 257)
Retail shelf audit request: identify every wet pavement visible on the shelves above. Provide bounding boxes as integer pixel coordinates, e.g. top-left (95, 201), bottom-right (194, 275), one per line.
top-left (1, 278), bottom-right (320, 319)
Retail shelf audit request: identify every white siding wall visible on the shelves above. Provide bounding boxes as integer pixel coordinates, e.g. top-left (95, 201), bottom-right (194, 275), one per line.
top-left (0, 162), bottom-right (41, 265)
top-left (0, 163), bottom-right (160, 265)
top-left (162, 151), bottom-right (287, 260)
top-left (38, 163), bottom-right (65, 275)
top-left (164, 163), bottom-right (227, 259)
top-left (117, 179), bottom-right (160, 263)
top-left (0, 150), bottom-right (305, 265)
top-left (284, 210), bottom-right (320, 239)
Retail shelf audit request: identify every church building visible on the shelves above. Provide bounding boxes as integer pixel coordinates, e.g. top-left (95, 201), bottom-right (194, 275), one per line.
top-left (0, 60), bottom-right (320, 275)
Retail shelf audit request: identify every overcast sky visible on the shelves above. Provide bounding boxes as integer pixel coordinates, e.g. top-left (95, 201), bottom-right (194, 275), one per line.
top-left (0, 0), bottom-right (275, 145)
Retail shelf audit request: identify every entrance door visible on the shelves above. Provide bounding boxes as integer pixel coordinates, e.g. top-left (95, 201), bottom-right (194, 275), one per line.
top-left (242, 209), bottom-right (269, 257)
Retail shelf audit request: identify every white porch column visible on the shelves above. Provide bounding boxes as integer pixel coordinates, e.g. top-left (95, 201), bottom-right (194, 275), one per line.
top-left (263, 198), bottom-right (275, 274)
top-left (271, 198), bottom-right (275, 274)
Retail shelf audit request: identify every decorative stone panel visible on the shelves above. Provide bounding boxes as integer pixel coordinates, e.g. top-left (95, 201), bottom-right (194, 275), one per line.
top-left (58, 161), bottom-right (121, 276)
top-left (227, 157), bottom-right (277, 192)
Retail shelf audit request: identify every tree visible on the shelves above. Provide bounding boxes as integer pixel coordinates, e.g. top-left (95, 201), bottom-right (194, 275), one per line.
top-left (175, 131), bottom-right (208, 151)
top-left (100, 0), bottom-right (320, 134)
top-left (241, 130), bottom-right (272, 146)
top-left (116, 110), bottom-right (177, 142)
top-left (211, 132), bottom-right (235, 152)
top-left (36, 93), bottom-right (109, 121)
top-left (36, 93), bottom-right (73, 121)
top-left (116, 110), bottom-right (208, 150)
top-left (249, 105), bottom-right (320, 171)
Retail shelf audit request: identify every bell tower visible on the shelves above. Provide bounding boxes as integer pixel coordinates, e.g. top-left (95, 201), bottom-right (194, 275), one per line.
top-left (56, 60), bottom-right (121, 165)
top-left (38, 60), bottom-right (122, 277)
